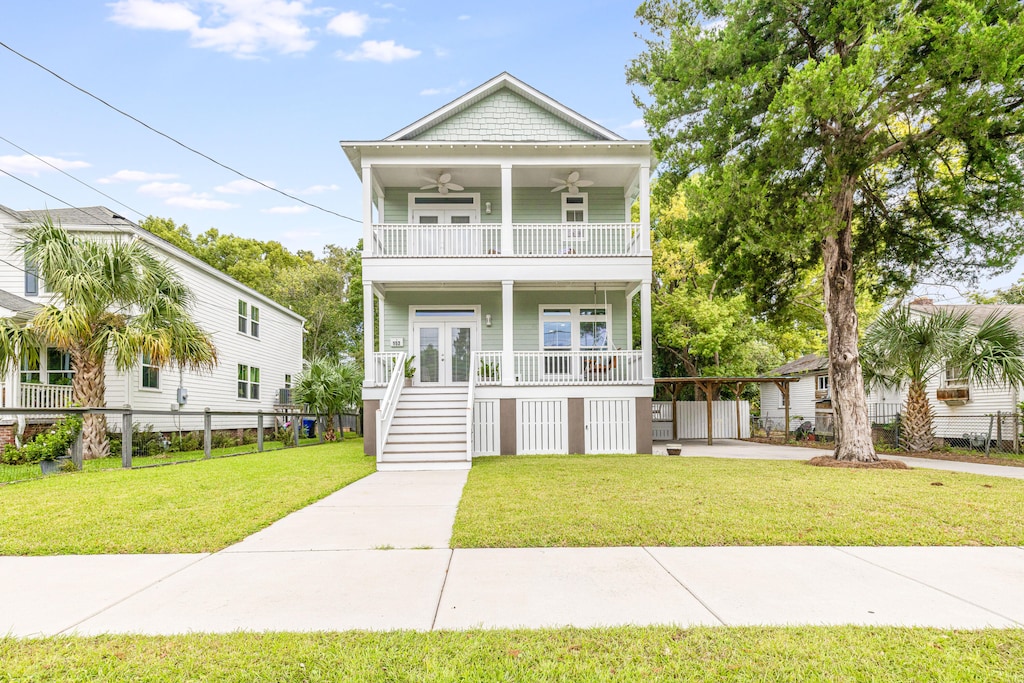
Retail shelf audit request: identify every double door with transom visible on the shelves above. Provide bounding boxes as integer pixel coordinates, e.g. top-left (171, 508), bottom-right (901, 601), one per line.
top-left (412, 317), bottom-right (476, 386)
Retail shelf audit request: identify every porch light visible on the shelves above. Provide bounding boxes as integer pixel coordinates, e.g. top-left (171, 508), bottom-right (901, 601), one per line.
top-left (485, 201), bottom-right (492, 214)
top-left (485, 314), bottom-right (492, 327)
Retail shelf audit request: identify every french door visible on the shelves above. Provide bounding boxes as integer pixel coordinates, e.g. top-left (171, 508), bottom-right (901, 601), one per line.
top-left (412, 320), bottom-right (476, 386)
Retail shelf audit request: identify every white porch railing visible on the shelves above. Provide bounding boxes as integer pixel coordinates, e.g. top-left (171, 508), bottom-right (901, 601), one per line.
top-left (368, 223), bottom-right (642, 257)
top-left (20, 383), bottom-right (74, 409)
top-left (475, 351), bottom-right (503, 385)
top-left (514, 350), bottom-right (644, 385)
top-left (513, 224), bottom-right (642, 256)
top-left (371, 224), bottom-right (502, 257)
top-left (466, 352), bottom-right (478, 462)
top-left (375, 351), bottom-right (406, 463)
top-left (371, 352), bottom-right (403, 387)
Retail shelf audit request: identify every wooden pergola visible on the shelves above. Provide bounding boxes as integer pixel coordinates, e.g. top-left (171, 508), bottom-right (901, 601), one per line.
top-left (654, 376), bottom-right (800, 445)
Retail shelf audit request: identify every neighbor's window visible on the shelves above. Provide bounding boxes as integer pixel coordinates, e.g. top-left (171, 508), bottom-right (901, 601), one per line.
top-left (238, 300), bottom-right (260, 338)
top-left (46, 349), bottom-right (73, 385)
top-left (238, 364), bottom-right (260, 399)
top-left (816, 375), bottom-right (829, 392)
top-left (24, 258), bottom-right (39, 297)
top-left (284, 374), bottom-right (292, 389)
top-left (945, 364), bottom-right (967, 387)
top-left (141, 352), bottom-right (159, 389)
top-left (20, 353), bottom-right (40, 384)
top-left (250, 306), bottom-right (260, 338)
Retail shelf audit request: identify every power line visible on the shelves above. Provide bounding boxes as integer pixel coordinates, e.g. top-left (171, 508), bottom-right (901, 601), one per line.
top-left (0, 134), bottom-right (149, 220)
top-left (0, 39), bottom-right (360, 224)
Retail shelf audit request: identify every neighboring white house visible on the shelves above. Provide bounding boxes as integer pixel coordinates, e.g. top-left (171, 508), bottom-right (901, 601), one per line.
top-left (343, 73), bottom-right (654, 469)
top-left (0, 205), bottom-right (305, 431)
top-left (759, 354), bottom-right (831, 432)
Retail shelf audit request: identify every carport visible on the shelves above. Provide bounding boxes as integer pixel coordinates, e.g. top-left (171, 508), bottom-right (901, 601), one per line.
top-left (654, 376), bottom-right (799, 446)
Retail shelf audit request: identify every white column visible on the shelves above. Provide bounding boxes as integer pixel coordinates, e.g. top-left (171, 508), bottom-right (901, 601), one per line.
top-left (363, 280), bottom-right (375, 386)
top-left (502, 280), bottom-right (514, 386)
top-left (626, 289), bottom-right (634, 351)
top-left (500, 164), bottom-right (512, 255)
top-left (362, 164), bottom-right (373, 255)
top-left (640, 280), bottom-right (653, 381)
top-left (639, 162), bottom-right (651, 254)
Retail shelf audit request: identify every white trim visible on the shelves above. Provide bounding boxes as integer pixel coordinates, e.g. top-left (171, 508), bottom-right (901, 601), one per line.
top-left (384, 73), bottom-right (624, 142)
top-left (407, 192), bottom-right (481, 223)
top-left (407, 304), bottom-right (481, 387)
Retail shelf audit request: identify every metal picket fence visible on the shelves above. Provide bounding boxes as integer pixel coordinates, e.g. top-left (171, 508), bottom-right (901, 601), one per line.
top-left (0, 407), bottom-right (360, 485)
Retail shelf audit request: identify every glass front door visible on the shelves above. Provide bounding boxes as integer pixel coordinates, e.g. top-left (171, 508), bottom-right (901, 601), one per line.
top-left (413, 318), bottom-right (476, 386)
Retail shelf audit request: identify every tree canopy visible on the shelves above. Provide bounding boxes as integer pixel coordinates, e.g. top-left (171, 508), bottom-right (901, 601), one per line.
top-left (630, 0), bottom-right (1024, 460)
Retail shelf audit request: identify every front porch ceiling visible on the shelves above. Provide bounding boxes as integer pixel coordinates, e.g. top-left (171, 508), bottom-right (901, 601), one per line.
top-left (372, 281), bottom-right (643, 294)
top-left (369, 164), bottom-right (638, 190)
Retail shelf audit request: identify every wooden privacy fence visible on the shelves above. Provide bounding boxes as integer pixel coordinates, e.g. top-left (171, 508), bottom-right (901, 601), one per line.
top-left (653, 401), bottom-right (751, 440)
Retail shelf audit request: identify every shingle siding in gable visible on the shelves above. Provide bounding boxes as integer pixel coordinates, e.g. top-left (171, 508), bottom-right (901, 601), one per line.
top-left (412, 90), bottom-right (599, 142)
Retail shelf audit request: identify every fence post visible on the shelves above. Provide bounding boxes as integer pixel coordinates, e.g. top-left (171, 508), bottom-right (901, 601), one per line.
top-left (318, 415), bottom-right (325, 444)
top-left (293, 412), bottom-right (300, 447)
top-left (1015, 412), bottom-right (1020, 455)
top-left (257, 410), bottom-right (264, 452)
top-left (70, 429), bottom-right (83, 471)
top-left (997, 411), bottom-right (1003, 452)
top-left (121, 408), bottom-right (133, 469)
top-left (204, 408), bottom-right (212, 459)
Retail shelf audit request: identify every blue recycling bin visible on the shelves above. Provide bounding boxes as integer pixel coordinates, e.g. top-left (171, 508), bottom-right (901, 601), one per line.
top-left (301, 418), bottom-right (315, 437)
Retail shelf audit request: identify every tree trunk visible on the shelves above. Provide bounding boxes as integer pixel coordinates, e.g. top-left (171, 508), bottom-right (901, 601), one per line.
top-left (901, 381), bottom-right (935, 452)
top-left (71, 347), bottom-right (109, 460)
top-left (823, 178), bottom-right (877, 462)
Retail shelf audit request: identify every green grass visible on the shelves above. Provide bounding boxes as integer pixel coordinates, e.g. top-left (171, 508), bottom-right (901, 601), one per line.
top-left (0, 440), bottom-right (374, 555)
top-left (1, 627), bottom-right (1022, 681)
top-left (452, 455), bottom-right (1024, 547)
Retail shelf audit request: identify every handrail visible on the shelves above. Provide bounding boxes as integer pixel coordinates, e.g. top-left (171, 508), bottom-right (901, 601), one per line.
top-left (466, 351), bottom-right (477, 462)
top-left (375, 351), bottom-right (406, 464)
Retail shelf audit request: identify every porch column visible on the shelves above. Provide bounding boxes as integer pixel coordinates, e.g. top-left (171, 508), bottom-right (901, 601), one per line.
top-left (639, 162), bottom-right (651, 254)
top-left (502, 280), bottom-right (515, 386)
top-left (362, 164), bottom-right (373, 256)
top-left (501, 164), bottom-right (513, 255)
top-left (640, 280), bottom-right (653, 381)
top-left (363, 280), bottom-right (375, 386)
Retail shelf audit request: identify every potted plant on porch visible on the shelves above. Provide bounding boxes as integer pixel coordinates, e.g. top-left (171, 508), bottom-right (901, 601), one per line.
top-left (403, 355), bottom-right (417, 387)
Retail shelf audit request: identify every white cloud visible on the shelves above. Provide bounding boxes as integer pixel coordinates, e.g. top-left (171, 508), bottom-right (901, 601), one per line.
top-left (166, 194), bottom-right (239, 210)
top-left (622, 119), bottom-right (646, 130)
top-left (326, 10), bottom-right (369, 37)
top-left (262, 205), bottom-right (310, 214)
top-left (98, 169), bottom-right (178, 184)
top-left (0, 154), bottom-right (90, 176)
top-left (457, 14), bottom-right (470, 20)
top-left (419, 88), bottom-right (442, 96)
top-left (291, 183), bottom-right (339, 195)
top-left (214, 178), bottom-right (274, 194)
top-left (108, 0), bottom-right (317, 58)
top-left (338, 39), bottom-right (419, 62)
top-left (137, 181), bottom-right (191, 196)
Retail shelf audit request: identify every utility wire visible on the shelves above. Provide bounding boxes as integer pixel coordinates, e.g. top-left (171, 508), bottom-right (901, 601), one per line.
top-left (0, 134), bottom-right (149, 220)
top-left (0, 168), bottom-right (140, 237)
top-left (0, 39), bottom-right (360, 224)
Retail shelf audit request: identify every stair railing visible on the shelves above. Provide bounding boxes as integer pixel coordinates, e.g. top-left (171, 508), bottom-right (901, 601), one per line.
top-left (466, 351), bottom-right (478, 462)
top-left (376, 351), bottom-right (406, 463)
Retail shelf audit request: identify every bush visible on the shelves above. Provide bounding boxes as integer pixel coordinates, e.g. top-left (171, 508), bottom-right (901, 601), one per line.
top-left (211, 432), bottom-right (239, 449)
top-left (169, 432), bottom-right (201, 453)
top-left (7, 414), bottom-right (83, 464)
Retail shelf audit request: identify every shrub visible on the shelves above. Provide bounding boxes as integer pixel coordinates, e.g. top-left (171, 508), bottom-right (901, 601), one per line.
top-left (169, 432), bottom-right (201, 453)
top-left (211, 432), bottom-right (239, 449)
top-left (13, 414), bottom-right (83, 464)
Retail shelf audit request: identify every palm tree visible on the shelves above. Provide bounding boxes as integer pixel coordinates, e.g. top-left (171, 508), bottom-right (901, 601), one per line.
top-left (292, 357), bottom-right (362, 439)
top-left (0, 217), bottom-right (217, 458)
top-left (861, 305), bottom-right (1024, 452)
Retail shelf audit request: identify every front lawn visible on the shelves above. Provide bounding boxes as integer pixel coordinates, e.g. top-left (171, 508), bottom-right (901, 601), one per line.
top-left (0, 440), bottom-right (373, 555)
top-left (451, 455), bottom-right (1024, 547)
top-left (1, 627), bottom-right (1022, 681)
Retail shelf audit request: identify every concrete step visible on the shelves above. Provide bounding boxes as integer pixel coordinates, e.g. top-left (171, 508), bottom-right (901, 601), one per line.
top-left (384, 440), bottom-right (467, 454)
top-left (377, 460), bottom-right (471, 472)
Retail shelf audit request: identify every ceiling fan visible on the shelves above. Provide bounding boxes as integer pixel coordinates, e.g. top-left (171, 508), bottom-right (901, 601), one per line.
top-left (550, 171), bottom-right (594, 194)
top-left (420, 172), bottom-right (464, 195)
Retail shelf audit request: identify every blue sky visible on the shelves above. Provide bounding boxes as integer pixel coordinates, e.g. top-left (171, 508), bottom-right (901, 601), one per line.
top-left (1, 0), bottom-right (647, 254)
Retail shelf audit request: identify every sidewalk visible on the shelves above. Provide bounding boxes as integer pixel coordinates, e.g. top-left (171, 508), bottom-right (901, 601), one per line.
top-left (2, 469), bottom-right (1023, 636)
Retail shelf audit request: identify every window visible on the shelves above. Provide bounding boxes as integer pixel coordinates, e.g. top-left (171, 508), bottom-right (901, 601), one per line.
top-left (238, 300), bottom-right (259, 338)
top-left (238, 364), bottom-right (260, 399)
top-left (945, 364), bottom-right (967, 387)
top-left (24, 258), bottom-right (39, 297)
top-left (284, 374), bottom-right (292, 389)
top-left (540, 305), bottom-right (611, 374)
top-left (141, 353), bottom-right (159, 389)
top-left (20, 353), bottom-right (40, 384)
top-left (46, 349), bottom-right (73, 385)
top-left (816, 375), bottom-right (829, 392)
top-left (562, 193), bottom-right (588, 223)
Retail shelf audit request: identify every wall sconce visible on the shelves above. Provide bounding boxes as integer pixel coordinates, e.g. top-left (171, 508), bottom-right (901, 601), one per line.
top-left (485, 314), bottom-right (492, 327)
top-left (485, 201), bottom-right (492, 214)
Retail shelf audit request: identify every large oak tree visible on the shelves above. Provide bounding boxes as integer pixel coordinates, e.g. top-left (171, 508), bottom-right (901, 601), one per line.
top-left (629, 0), bottom-right (1024, 460)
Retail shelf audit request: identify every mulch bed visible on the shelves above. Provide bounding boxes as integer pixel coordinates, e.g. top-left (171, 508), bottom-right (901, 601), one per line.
top-left (806, 455), bottom-right (909, 470)
top-left (747, 437), bottom-right (1024, 468)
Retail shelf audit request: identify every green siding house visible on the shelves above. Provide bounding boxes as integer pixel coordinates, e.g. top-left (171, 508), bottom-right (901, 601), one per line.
top-left (341, 73), bottom-right (653, 470)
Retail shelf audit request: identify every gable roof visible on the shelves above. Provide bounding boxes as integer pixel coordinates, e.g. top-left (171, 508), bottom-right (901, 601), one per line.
top-left (1, 206), bottom-right (304, 323)
top-left (0, 288), bottom-right (38, 316)
top-left (769, 353), bottom-right (829, 376)
top-left (384, 72), bottom-right (625, 143)
top-left (910, 303), bottom-right (1024, 331)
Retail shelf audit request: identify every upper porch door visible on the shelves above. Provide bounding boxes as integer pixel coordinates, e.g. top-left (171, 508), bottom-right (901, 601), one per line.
top-left (411, 208), bottom-right (477, 256)
top-left (412, 310), bottom-right (478, 387)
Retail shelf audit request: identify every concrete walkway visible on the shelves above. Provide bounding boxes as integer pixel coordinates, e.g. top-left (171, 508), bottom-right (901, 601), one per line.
top-left (3, 463), bottom-right (1024, 636)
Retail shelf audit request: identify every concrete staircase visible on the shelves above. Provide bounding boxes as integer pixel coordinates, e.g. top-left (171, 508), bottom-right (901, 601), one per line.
top-left (379, 386), bottom-right (472, 471)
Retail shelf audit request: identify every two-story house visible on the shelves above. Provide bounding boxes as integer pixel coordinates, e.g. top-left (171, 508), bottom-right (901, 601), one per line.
top-left (0, 205), bottom-right (305, 433)
top-left (342, 73), bottom-right (654, 470)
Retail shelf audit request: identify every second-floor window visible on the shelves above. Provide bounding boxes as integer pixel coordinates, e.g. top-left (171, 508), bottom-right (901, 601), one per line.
top-left (562, 193), bottom-right (588, 223)
top-left (20, 353), bottom-right (40, 384)
top-left (141, 353), bottom-right (159, 389)
top-left (238, 300), bottom-right (260, 338)
top-left (24, 258), bottom-right (39, 297)
top-left (238, 364), bottom-right (260, 399)
top-left (46, 349), bottom-right (73, 385)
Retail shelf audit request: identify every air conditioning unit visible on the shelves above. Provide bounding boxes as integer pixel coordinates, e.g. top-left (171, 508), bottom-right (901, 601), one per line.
top-left (277, 388), bottom-right (292, 405)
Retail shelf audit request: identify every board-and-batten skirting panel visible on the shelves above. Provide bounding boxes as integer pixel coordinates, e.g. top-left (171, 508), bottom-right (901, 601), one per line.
top-left (472, 399), bottom-right (500, 456)
top-left (517, 398), bottom-right (568, 454)
top-left (585, 398), bottom-right (635, 454)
